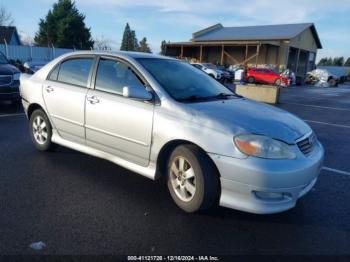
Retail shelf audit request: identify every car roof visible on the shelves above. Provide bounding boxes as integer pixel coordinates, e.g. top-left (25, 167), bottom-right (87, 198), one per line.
top-left (62, 50), bottom-right (171, 60)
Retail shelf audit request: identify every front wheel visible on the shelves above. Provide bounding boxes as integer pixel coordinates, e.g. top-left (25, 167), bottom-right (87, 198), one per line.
top-left (167, 145), bottom-right (219, 213)
top-left (274, 78), bottom-right (281, 86)
top-left (328, 78), bottom-right (337, 87)
top-left (29, 109), bottom-right (54, 151)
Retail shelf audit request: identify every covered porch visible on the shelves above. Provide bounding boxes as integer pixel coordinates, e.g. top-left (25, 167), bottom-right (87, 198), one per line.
top-left (165, 41), bottom-right (281, 68)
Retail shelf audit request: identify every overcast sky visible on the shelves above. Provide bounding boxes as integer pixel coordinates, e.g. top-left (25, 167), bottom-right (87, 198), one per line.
top-left (2, 0), bottom-right (350, 61)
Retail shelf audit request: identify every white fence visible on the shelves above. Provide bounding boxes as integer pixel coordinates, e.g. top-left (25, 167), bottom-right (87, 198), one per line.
top-left (0, 44), bottom-right (78, 62)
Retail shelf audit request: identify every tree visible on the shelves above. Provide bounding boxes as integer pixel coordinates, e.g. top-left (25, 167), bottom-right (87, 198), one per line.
top-left (93, 35), bottom-right (112, 51)
top-left (34, 0), bottom-right (93, 49)
top-left (138, 37), bottom-right (151, 53)
top-left (344, 57), bottom-right (350, 67)
top-left (0, 5), bottom-right (14, 26)
top-left (19, 31), bottom-right (34, 46)
top-left (317, 57), bottom-right (334, 66)
top-left (131, 30), bottom-right (139, 51)
top-left (160, 40), bottom-right (167, 55)
top-left (332, 57), bottom-right (344, 66)
top-left (317, 57), bottom-right (329, 66)
top-left (120, 24), bottom-right (140, 51)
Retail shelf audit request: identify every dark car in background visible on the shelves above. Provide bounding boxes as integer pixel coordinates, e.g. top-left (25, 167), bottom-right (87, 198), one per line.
top-left (0, 51), bottom-right (21, 104)
top-left (216, 65), bottom-right (234, 82)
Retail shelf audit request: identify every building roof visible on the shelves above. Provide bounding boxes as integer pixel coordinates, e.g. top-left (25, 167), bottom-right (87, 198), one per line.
top-left (193, 23), bottom-right (322, 48)
top-left (0, 26), bottom-right (20, 45)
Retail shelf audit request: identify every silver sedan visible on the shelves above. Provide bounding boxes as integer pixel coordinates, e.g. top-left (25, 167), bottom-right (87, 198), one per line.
top-left (20, 51), bottom-right (324, 214)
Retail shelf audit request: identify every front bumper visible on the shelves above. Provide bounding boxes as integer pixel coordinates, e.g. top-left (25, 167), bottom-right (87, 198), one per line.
top-left (0, 81), bottom-right (20, 101)
top-left (0, 91), bottom-right (20, 101)
top-left (209, 141), bottom-right (324, 214)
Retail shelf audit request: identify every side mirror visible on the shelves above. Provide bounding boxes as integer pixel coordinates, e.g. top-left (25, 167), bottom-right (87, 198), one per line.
top-left (123, 85), bottom-right (153, 101)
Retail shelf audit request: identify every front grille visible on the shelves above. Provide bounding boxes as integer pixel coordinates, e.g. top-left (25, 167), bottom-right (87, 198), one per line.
top-left (297, 133), bottom-right (315, 156)
top-left (0, 75), bottom-right (13, 86)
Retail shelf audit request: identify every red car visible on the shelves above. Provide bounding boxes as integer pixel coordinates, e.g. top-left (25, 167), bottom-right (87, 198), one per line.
top-left (245, 68), bottom-right (290, 86)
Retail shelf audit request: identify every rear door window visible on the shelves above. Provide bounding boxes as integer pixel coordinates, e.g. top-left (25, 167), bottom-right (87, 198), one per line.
top-left (57, 58), bottom-right (93, 87)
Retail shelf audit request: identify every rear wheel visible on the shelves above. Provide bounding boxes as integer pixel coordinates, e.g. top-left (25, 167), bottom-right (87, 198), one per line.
top-left (248, 76), bottom-right (255, 84)
top-left (29, 109), bottom-right (54, 151)
top-left (167, 145), bottom-right (219, 213)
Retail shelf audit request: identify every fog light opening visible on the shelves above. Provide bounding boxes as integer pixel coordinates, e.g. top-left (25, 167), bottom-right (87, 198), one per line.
top-left (253, 191), bottom-right (292, 201)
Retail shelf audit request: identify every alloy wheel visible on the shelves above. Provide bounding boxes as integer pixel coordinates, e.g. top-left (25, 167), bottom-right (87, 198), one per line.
top-left (32, 115), bottom-right (48, 145)
top-left (169, 156), bottom-right (196, 202)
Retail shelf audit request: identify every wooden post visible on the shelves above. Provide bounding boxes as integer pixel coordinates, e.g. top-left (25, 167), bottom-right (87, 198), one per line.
top-left (255, 44), bottom-right (260, 66)
top-left (265, 45), bottom-right (269, 64)
top-left (275, 46), bottom-right (279, 66)
top-left (199, 45), bottom-right (203, 63)
top-left (295, 48), bottom-right (301, 75)
top-left (180, 45), bottom-right (184, 59)
top-left (220, 45), bottom-right (224, 65)
top-left (245, 44), bottom-right (248, 64)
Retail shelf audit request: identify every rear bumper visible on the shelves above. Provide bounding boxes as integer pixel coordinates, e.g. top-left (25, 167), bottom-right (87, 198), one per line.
top-left (209, 142), bottom-right (324, 214)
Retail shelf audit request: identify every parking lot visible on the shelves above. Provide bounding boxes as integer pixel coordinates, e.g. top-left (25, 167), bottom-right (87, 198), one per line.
top-left (0, 83), bottom-right (350, 256)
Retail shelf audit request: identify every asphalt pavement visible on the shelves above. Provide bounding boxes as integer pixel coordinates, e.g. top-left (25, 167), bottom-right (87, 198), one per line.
top-left (0, 84), bottom-right (350, 257)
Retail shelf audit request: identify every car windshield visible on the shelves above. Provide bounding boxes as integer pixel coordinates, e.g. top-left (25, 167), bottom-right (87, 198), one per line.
top-left (271, 69), bottom-right (280, 75)
top-left (0, 52), bottom-right (8, 64)
top-left (137, 58), bottom-right (234, 101)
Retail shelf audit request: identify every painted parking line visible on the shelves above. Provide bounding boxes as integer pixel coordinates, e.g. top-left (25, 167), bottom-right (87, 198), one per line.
top-left (283, 102), bottom-right (350, 112)
top-left (322, 167), bottom-right (350, 176)
top-left (304, 120), bottom-right (350, 129)
top-left (0, 113), bottom-right (25, 118)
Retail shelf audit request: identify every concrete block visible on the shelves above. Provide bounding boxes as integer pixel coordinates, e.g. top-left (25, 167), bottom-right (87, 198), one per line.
top-left (235, 84), bottom-right (280, 104)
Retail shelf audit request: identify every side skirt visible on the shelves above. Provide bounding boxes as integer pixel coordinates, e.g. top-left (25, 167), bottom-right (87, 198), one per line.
top-left (51, 130), bottom-right (157, 180)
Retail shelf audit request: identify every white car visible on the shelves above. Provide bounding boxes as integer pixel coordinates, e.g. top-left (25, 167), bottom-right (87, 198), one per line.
top-left (191, 63), bottom-right (223, 80)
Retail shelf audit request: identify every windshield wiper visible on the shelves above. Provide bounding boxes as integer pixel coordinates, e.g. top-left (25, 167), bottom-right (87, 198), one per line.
top-left (209, 93), bottom-right (242, 99)
top-left (177, 95), bottom-right (210, 102)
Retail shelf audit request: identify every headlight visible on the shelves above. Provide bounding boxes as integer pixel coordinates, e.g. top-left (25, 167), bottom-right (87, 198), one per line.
top-left (234, 134), bottom-right (296, 159)
top-left (13, 73), bottom-right (20, 81)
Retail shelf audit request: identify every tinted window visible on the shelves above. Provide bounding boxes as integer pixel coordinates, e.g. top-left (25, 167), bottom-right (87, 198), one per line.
top-left (137, 58), bottom-right (232, 100)
top-left (48, 65), bottom-right (59, 81)
top-left (95, 59), bottom-right (144, 94)
top-left (57, 58), bottom-right (93, 87)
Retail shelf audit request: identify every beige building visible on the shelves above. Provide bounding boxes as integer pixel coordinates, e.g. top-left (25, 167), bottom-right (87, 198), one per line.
top-left (165, 23), bottom-right (322, 80)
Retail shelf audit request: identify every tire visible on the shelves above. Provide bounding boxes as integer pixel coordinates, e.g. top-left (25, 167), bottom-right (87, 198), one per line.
top-left (248, 76), bottom-right (255, 84)
top-left (29, 109), bottom-right (54, 151)
top-left (328, 78), bottom-right (337, 87)
top-left (167, 145), bottom-right (220, 213)
top-left (274, 78), bottom-right (281, 86)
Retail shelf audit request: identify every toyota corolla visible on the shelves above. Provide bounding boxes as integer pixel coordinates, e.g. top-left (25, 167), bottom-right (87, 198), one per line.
top-left (20, 51), bottom-right (324, 214)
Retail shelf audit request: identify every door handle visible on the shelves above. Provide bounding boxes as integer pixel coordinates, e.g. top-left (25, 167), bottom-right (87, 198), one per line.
top-left (87, 96), bottom-right (100, 104)
top-left (45, 86), bottom-right (54, 93)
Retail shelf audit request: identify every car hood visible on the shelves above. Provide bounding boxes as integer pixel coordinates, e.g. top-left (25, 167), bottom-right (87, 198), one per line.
top-left (186, 98), bottom-right (311, 144)
top-left (0, 63), bottom-right (20, 74)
